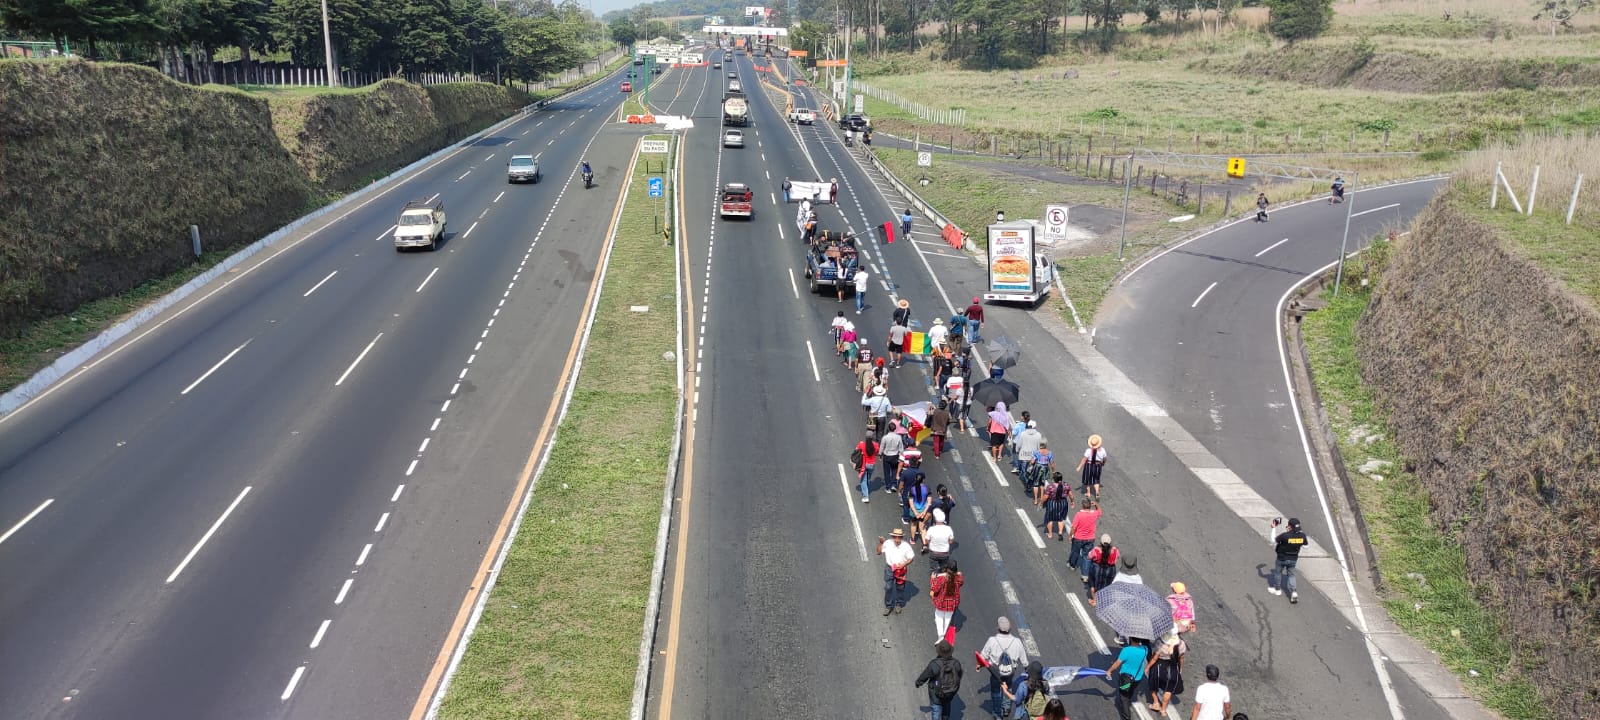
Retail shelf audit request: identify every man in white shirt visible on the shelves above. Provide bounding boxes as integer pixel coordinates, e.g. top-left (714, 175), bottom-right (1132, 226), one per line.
top-left (927, 317), bottom-right (949, 355)
top-left (925, 508), bottom-right (954, 571)
top-left (877, 528), bottom-right (916, 615)
top-left (1191, 664), bottom-right (1232, 720)
top-left (853, 269), bottom-right (870, 314)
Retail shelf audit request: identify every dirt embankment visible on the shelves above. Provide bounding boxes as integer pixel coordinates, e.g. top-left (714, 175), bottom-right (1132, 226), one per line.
top-left (0, 60), bottom-right (526, 339)
top-left (1198, 42), bottom-right (1600, 93)
top-left (1357, 191), bottom-right (1600, 716)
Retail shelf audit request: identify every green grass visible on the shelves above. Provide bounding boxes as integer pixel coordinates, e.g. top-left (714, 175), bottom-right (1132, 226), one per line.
top-left (437, 134), bottom-right (678, 719)
top-left (0, 249), bottom-right (231, 393)
top-left (1301, 270), bottom-right (1550, 720)
top-left (1456, 184), bottom-right (1600, 305)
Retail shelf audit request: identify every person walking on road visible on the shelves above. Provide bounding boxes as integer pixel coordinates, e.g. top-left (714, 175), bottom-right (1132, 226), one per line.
top-left (782, 177), bottom-right (792, 203)
top-left (893, 298), bottom-right (913, 328)
top-left (965, 298), bottom-right (985, 343)
top-left (928, 558), bottom-right (962, 640)
top-left (1145, 631), bottom-right (1187, 714)
top-left (829, 178), bottom-right (839, 204)
top-left (928, 317), bottom-right (950, 357)
top-left (899, 449), bottom-right (926, 524)
top-left (1041, 472), bottom-right (1072, 540)
top-left (1168, 581), bottom-right (1197, 635)
top-left (1012, 416), bottom-right (1040, 478)
top-left (1076, 434), bottom-right (1108, 498)
top-left (1005, 660), bottom-right (1049, 720)
top-left (864, 385), bottom-right (892, 439)
top-left (852, 432), bottom-right (879, 502)
top-left (934, 484), bottom-right (958, 529)
top-left (979, 617), bottom-right (1028, 719)
top-left (1254, 192), bottom-right (1270, 222)
top-left (915, 640), bottom-right (963, 720)
top-left (1191, 665), bottom-right (1232, 720)
top-left (888, 319), bottom-right (910, 368)
top-left (902, 208), bottom-right (914, 239)
top-left (878, 528), bottom-right (915, 615)
top-left (830, 310), bottom-right (848, 354)
top-left (1268, 517), bottom-right (1307, 603)
top-left (986, 404), bottom-right (1013, 461)
top-left (879, 423), bottom-right (905, 494)
top-left (927, 401), bottom-right (953, 459)
top-left (1105, 638), bottom-right (1151, 720)
top-left (908, 470), bottom-right (933, 546)
top-left (926, 508), bottom-right (955, 572)
top-left (1039, 699), bottom-right (1068, 720)
top-left (1069, 499), bottom-right (1102, 575)
top-left (1085, 534), bottom-right (1120, 606)
top-left (853, 268), bottom-right (870, 314)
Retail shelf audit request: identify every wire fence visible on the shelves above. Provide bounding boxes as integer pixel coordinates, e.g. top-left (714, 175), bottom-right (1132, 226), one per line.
top-left (853, 81), bottom-right (966, 126)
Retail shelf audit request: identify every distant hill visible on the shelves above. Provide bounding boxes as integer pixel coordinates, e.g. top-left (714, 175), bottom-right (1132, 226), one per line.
top-left (601, 0), bottom-right (763, 23)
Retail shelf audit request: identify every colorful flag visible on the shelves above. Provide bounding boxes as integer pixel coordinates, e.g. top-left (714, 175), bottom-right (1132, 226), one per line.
top-left (893, 401), bottom-right (933, 445)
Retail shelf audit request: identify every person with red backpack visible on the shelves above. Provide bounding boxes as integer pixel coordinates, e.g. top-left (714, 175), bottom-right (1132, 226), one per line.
top-left (915, 640), bottom-right (963, 720)
top-left (852, 432), bottom-right (879, 503)
top-left (1085, 535), bottom-right (1120, 606)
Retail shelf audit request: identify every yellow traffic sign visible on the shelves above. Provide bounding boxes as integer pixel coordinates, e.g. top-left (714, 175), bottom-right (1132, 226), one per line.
top-left (1227, 157), bottom-right (1246, 178)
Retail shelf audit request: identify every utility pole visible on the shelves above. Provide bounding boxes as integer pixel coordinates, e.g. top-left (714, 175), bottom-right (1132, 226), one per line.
top-left (320, 0), bottom-right (338, 87)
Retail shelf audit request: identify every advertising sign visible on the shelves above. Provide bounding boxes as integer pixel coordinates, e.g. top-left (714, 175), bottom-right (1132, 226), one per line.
top-left (987, 223), bottom-right (1035, 294)
top-left (1042, 204), bottom-right (1069, 245)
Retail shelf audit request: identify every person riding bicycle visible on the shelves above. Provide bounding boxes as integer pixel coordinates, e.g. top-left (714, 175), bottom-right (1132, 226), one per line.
top-left (1330, 177), bottom-right (1346, 204)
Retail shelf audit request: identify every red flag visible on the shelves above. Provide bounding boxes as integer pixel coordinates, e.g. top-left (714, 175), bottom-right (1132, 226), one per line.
top-left (944, 625), bottom-right (958, 646)
top-left (883, 220), bottom-right (896, 244)
top-left (974, 650), bottom-right (990, 669)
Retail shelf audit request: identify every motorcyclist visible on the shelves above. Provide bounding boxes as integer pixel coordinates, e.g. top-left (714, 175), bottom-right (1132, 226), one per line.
top-left (1330, 177), bottom-right (1346, 204)
top-left (581, 161), bottom-right (593, 178)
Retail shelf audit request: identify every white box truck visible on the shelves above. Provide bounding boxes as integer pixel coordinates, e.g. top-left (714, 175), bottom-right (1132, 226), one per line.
top-left (983, 220), bottom-right (1053, 304)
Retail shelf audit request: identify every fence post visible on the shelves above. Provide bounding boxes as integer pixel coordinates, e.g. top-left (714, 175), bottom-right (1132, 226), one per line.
top-left (1197, 183), bottom-right (1204, 214)
top-left (1224, 191), bottom-right (1232, 216)
top-left (1567, 174), bottom-right (1584, 225)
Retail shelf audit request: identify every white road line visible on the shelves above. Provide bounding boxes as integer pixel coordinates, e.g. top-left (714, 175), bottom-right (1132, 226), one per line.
top-left (0, 499), bottom-right (54, 545)
top-left (310, 619), bottom-right (331, 648)
top-left (356, 543), bottom-right (372, 566)
top-left (463, 221), bottom-right (479, 238)
top-left (281, 666), bottom-right (306, 700)
top-left (418, 437), bottom-right (430, 453)
top-left (778, 225), bottom-right (785, 240)
top-left (770, 192), bottom-right (777, 205)
top-left (787, 268), bottom-right (800, 298)
top-left (425, 193), bottom-right (439, 203)
top-left (1352, 202), bottom-right (1400, 217)
top-left (166, 485), bottom-right (251, 583)
top-left (835, 464), bottom-right (870, 561)
top-left (1190, 281), bottom-right (1219, 308)
top-left (335, 578), bottom-right (353, 604)
top-left (392, 484), bottom-right (405, 502)
top-left (1255, 238), bottom-right (1290, 257)
top-left (375, 224), bottom-right (397, 241)
top-left (456, 170), bottom-right (471, 182)
top-left (981, 451), bottom-right (1010, 487)
top-left (1064, 593), bottom-right (1110, 653)
top-left (406, 459), bottom-right (418, 476)
top-left (334, 333), bottom-right (383, 387)
top-left (180, 340), bottom-right (251, 395)
top-left (304, 270), bottom-right (338, 297)
top-left (416, 267), bottom-right (439, 293)
top-left (804, 340), bottom-right (822, 382)
top-left (374, 512), bottom-right (389, 532)
top-left (1015, 508), bottom-right (1046, 548)
top-left (484, 153), bottom-right (495, 162)
top-left (494, 191), bottom-right (505, 203)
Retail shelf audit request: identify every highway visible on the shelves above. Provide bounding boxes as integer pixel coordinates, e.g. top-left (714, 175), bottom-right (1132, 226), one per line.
top-left (646, 45), bottom-right (1454, 720)
top-left (0, 66), bottom-right (652, 718)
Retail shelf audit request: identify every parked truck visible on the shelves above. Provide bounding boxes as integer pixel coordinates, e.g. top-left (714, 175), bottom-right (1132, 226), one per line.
top-left (722, 92), bottom-right (749, 126)
top-left (982, 220), bottom-right (1053, 304)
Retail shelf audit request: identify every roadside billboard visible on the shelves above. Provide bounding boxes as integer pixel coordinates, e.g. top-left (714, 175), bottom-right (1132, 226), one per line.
top-left (987, 222), bottom-right (1035, 294)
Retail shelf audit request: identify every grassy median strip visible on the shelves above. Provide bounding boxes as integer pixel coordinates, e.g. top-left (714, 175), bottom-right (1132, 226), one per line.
top-left (1301, 271), bottom-right (1547, 720)
top-left (438, 134), bottom-right (678, 719)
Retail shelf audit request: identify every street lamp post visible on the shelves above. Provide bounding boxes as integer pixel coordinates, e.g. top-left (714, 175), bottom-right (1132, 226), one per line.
top-left (1332, 172), bottom-right (1360, 296)
top-left (320, 0), bottom-right (338, 87)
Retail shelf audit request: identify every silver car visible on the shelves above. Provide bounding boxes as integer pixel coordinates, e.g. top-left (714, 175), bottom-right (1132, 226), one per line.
top-left (722, 129), bottom-right (744, 148)
top-left (506, 154), bottom-right (540, 183)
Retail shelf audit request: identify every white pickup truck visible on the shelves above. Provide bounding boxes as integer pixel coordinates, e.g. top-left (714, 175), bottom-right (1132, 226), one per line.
top-left (788, 107), bottom-right (816, 124)
top-left (394, 200), bottom-right (447, 251)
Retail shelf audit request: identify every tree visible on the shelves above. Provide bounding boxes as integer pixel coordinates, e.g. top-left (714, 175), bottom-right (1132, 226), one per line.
top-left (608, 16), bottom-right (638, 46)
top-left (1264, 0), bottom-right (1332, 44)
top-left (1085, 0), bottom-right (1136, 52)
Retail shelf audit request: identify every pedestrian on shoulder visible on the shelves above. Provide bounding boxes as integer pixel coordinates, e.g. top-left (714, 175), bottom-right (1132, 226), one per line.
top-left (915, 640), bottom-right (963, 720)
top-left (1268, 517), bottom-right (1306, 603)
top-left (902, 208), bottom-right (914, 238)
top-left (928, 558), bottom-right (962, 641)
top-left (979, 616), bottom-right (1028, 720)
top-left (877, 528), bottom-right (915, 615)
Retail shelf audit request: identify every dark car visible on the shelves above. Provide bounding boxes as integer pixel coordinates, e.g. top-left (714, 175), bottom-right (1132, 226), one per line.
top-left (840, 114), bottom-right (870, 131)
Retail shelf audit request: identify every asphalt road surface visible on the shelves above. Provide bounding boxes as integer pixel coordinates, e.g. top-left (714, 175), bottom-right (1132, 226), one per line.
top-left (647, 47), bottom-right (1453, 720)
top-left (0, 66), bottom-right (653, 719)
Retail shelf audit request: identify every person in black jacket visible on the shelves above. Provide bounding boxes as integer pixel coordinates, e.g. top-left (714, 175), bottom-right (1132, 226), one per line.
top-left (1268, 517), bottom-right (1307, 603)
top-left (916, 640), bottom-right (963, 719)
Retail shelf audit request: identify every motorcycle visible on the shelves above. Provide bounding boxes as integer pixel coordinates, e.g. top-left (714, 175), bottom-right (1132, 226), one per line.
top-left (582, 170), bottom-right (594, 189)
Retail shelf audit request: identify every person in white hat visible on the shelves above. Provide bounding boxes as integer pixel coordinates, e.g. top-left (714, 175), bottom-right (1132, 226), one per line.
top-left (863, 383), bottom-right (892, 438)
top-left (926, 507), bottom-right (954, 572)
top-left (927, 316), bottom-right (949, 354)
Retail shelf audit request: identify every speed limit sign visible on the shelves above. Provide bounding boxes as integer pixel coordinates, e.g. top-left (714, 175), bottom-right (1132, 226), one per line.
top-left (1043, 204), bottom-right (1069, 244)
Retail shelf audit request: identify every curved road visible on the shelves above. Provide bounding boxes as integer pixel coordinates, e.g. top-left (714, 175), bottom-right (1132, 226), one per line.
top-left (0, 66), bottom-right (650, 719)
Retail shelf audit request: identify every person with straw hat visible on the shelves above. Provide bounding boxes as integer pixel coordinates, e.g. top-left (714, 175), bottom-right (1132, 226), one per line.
top-left (876, 527), bottom-right (915, 615)
top-left (1076, 434), bottom-right (1108, 498)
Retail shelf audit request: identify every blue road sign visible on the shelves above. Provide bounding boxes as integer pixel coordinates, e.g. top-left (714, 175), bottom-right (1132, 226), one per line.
top-left (649, 177), bottom-right (664, 198)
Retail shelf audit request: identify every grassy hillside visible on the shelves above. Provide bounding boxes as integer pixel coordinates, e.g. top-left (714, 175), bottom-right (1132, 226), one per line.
top-left (0, 59), bottom-right (526, 348)
top-left (1351, 151), bottom-right (1600, 716)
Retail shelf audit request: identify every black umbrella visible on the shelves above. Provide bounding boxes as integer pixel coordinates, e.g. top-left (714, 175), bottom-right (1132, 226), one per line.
top-left (986, 336), bottom-right (1022, 369)
top-left (969, 378), bottom-right (1020, 408)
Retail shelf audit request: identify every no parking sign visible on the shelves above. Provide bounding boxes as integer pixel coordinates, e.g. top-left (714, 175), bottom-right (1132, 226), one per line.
top-left (1043, 204), bottom-right (1069, 244)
